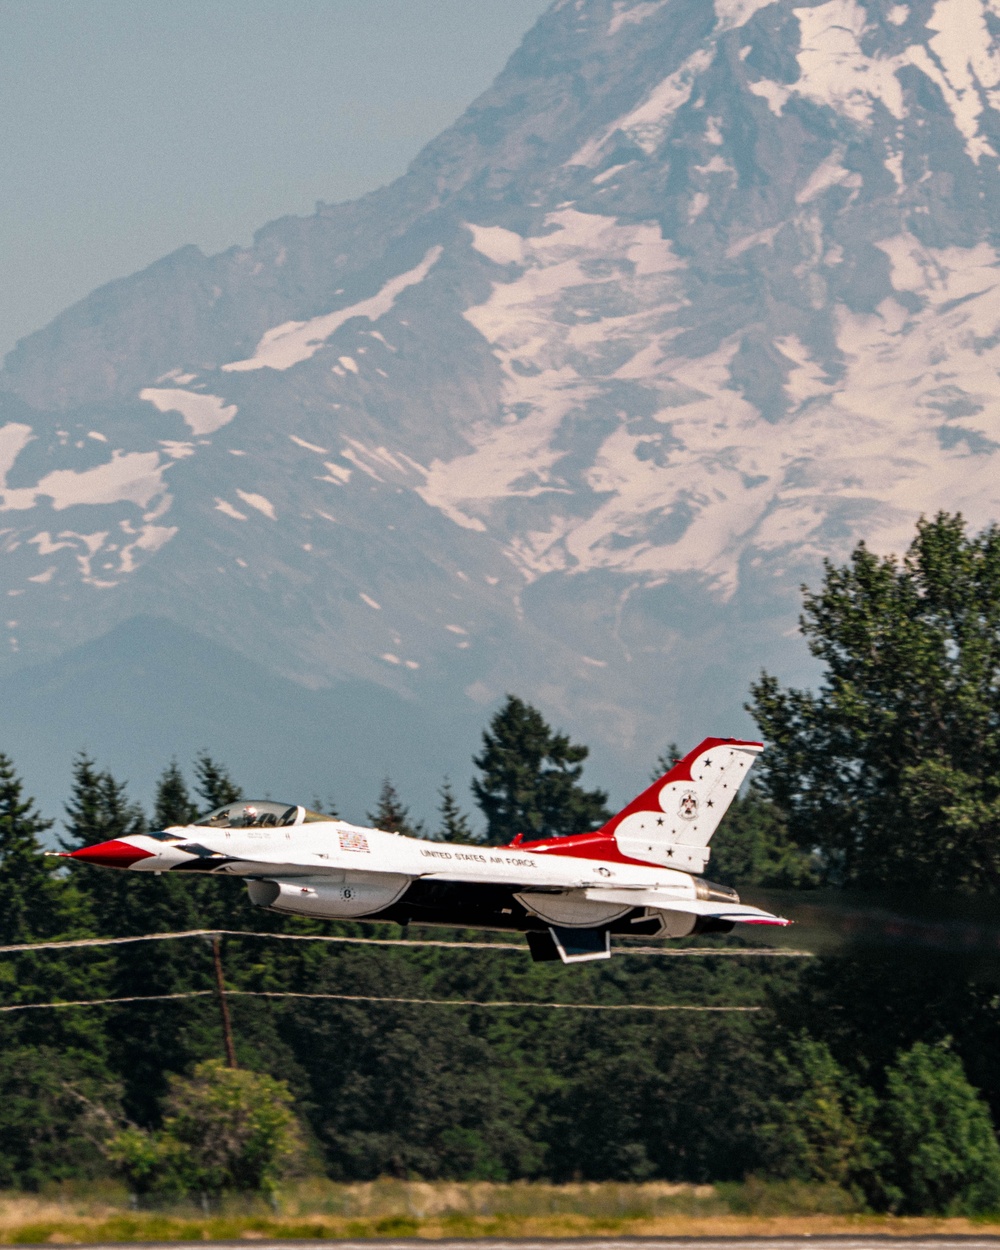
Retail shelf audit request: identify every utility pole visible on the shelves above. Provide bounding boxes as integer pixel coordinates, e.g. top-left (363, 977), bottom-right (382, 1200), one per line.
top-left (211, 934), bottom-right (237, 1068)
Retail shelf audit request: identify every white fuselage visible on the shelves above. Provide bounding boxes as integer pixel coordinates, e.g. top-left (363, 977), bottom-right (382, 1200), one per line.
top-left (138, 819), bottom-right (701, 894)
top-left (67, 737), bottom-right (789, 962)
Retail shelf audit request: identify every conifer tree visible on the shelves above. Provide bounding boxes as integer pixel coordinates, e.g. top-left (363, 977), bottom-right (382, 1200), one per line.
top-left (60, 754), bottom-right (104, 849)
top-left (650, 743), bottom-right (681, 781)
top-left (0, 753), bottom-right (81, 943)
top-left (64, 753), bottom-right (146, 851)
top-left (154, 759), bottom-right (198, 828)
top-left (310, 795), bottom-right (340, 818)
top-left (0, 755), bottom-right (107, 1057)
top-left (436, 777), bottom-right (475, 843)
top-left (367, 777), bottom-right (424, 837)
top-left (63, 756), bottom-right (212, 1126)
top-left (193, 752), bottom-right (242, 813)
top-left (472, 695), bottom-right (610, 845)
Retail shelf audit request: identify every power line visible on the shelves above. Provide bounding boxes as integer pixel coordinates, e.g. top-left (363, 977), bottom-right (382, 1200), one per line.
top-left (0, 928), bottom-right (780, 1016)
top-left (0, 928), bottom-right (812, 957)
top-left (0, 988), bottom-right (762, 1014)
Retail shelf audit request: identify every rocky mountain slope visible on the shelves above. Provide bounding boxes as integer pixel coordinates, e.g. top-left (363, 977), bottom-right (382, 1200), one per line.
top-left (3, 0), bottom-right (1000, 815)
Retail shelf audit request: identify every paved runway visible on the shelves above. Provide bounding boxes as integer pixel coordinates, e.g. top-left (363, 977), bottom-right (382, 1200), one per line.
top-left (42, 1239), bottom-right (1000, 1250)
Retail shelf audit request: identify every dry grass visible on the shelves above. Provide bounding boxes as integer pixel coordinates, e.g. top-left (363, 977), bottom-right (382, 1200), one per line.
top-left (0, 1181), bottom-right (997, 1243)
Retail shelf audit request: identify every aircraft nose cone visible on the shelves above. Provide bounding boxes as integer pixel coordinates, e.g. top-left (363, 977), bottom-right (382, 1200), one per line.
top-left (69, 839), bottom-right (155, 868)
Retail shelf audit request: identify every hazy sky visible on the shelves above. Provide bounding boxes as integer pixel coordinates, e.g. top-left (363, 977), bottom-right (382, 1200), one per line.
top-left (0, 0), bottom-right (551, 361)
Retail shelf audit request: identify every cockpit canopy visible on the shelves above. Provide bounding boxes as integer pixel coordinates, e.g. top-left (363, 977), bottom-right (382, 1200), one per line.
top-left (194, 801), bottom-right (328, 829)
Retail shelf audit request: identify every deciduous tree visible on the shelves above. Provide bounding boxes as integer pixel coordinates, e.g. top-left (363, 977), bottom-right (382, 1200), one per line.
top-left (758, 1034), bottom-right (877, 1187)
top-left (873, 1040), bottom-right (1000, 1213)
top-left (749, 513), bottom-right (1000, 890)
top-left (109, 1059), bottom-right (304, 1196)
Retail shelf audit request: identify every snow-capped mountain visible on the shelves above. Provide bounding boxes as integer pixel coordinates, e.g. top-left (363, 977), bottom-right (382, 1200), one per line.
top-left (3, 0), bottom-right (1000, 812)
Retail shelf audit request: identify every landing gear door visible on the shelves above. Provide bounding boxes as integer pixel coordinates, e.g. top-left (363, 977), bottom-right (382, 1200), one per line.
top-left (549, 926), bottom-right (611, 963)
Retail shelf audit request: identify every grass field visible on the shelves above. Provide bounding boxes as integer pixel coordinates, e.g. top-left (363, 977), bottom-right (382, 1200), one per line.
top-left (0, 1180), bottom-right (998, 1242)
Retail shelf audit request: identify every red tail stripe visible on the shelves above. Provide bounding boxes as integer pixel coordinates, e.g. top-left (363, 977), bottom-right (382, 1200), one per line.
top-left (511, 736), bottom-right (762, 863)
top-left (598, 737), bottom-right (761, 838)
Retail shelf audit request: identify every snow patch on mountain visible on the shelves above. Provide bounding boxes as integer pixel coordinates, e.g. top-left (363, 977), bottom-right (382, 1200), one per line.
top-left (289, 434), bottom-right (329, 455)
top-left (468, 225), bottom-right (525, 265)
top-left (235, 490), bottom-right (277, 520)
top-left (140, 387), bottom-right (238, 436)
top-left (925, 0), bottom-right (1000, 157)
top-left (421, 204), bottom-right (1000, 597)
top-left (607, 0), bottom-right (669, 37)
top-left (421, 208), bottom-right (688, 553)
top-left (0, 423), bottom-right (33, 485)
top-left (570, 48), bottom-right (713, 164)
top-left (1, 450), bottom-right (169, 515)
top-left (222, 246), bottom-right (443, 373)
top-left (21, 519), bottom-right (176, 588)
top-left (748, 0), bottom-right (1000, 162)
top-left (713, 0), bottom-right (779, 30)
top-left (215, 499), bottom-right (248, 521)
top-left (117, 524), bottom-right (177, 576)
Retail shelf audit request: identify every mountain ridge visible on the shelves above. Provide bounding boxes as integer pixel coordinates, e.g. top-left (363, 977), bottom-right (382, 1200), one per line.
top-left (2, 0), bottom-right (999, 798)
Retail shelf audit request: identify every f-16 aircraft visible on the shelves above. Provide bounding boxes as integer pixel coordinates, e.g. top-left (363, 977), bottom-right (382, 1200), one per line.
top-left (65, 738), bottom-right (788, 962)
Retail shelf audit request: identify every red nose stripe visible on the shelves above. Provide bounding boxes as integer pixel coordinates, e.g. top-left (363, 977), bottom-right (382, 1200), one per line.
top-left (69, 840), bottom-right (155, 868)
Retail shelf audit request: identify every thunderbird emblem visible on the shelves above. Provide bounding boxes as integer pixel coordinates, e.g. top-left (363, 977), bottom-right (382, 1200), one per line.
top-left (678, 790), bottom-right (699, 820)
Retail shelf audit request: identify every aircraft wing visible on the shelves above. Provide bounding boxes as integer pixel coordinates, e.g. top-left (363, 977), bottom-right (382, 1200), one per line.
top-left (583, 888), bottom-right (790, 926)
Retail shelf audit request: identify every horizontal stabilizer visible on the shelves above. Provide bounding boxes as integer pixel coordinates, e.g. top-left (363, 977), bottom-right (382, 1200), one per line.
top-left (583, 888), bottom-right (789, 926)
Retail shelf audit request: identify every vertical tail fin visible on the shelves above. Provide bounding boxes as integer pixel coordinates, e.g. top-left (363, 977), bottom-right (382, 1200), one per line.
top-left (602, 738), bottom-right (763, 872)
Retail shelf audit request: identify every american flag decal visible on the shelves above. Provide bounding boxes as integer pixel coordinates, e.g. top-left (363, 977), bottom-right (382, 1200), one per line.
top-left (339, 830), bottom-right (369, 852)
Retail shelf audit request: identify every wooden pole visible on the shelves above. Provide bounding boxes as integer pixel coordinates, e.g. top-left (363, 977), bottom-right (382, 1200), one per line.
top-left (211, 934), bottom-right (237, 1068)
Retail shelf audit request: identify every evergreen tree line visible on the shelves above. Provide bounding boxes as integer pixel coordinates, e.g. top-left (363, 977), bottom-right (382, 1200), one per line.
top-left (1, 513), bottom-right (1000, 1214)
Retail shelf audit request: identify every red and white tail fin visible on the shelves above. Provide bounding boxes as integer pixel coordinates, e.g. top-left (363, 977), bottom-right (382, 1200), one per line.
top-left (603, 738), bottom-right (763, 872)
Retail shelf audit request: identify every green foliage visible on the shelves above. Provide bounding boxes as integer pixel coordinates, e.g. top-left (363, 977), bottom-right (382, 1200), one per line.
top-left (472, 695), bottom-right (611, 844)
top-left (106, 1125), bottom-right (192, 1196)
top-left (368, 778), bottom-right (424, 838)
top-left (3, 645), bottom-right (1000, 1205)
top-left (109, 1060), bottom-right (304, 1196)
top-left (0, 1046), bottom-right (121, 1189)
top-left (758, 1035), bottom-right (877, 1187)
top-left (710, 792), bottom-right (819, 888)
top-left (872, 1040), bottom-right (1000, 1214)
top-left (551, 1013), bottom-right (772, 1183)
top-left (749, 513), bottom-right (1000, 890)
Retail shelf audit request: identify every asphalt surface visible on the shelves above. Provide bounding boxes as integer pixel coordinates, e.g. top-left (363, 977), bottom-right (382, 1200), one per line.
top-left (40, 1240), bottom-right (1000, 1250)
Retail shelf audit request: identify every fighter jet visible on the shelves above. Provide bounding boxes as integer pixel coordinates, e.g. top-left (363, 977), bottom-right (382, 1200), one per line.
top-left (64, 737), bottom-right (787, 963)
